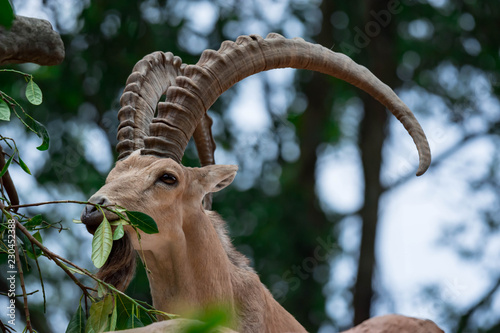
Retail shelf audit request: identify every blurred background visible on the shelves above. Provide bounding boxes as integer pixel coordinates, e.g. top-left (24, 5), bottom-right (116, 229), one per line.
top-left (1, 0), bottom-right (499, 332)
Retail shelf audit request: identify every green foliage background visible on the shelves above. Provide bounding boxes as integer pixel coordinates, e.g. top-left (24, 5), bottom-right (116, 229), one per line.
top-left (1, 0), bottom-right (499, 332)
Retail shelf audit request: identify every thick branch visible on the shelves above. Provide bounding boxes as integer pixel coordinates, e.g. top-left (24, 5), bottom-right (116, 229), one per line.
top-left (353, 0), bottom-right (397, 324)
top-left (0, 145), bottom-right (19, 211)
top-left (0, 16), bottom-right (64, 66)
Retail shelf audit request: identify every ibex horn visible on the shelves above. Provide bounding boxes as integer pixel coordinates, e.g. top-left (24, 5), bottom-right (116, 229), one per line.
top-left (116, 51), bottom-right (185, 160)
top-left (143, 33), bottom-right (431, 176)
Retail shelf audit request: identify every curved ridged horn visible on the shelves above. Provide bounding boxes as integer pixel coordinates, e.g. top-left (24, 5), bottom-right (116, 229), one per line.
top-left (116, 51), bottom-right (185, 160)
top-left (116, 50), bottom-right (216, 169)
top-left (143, 33), bottom-right (431, 176)
top-left (193, 113), bottom-right (216, 167)
top-left (193, 113), bottom-right (216, 209)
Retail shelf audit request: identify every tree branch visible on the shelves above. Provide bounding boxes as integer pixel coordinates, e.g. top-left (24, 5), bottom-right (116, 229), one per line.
top-left (13, 219), bottom-right (96, 298)
top-left (382, 131), bottom-right (488, 193)
top-left (2, 200), bottom-right (97, 298)
top-left (7, 199), bottom-right (102, 210)
top-left (0, 145), bottom-right (19, 211)
top-left (456, 276), bottom-right (500, 333)
top-left (0, 16), bottom-right (64, 66)
top-left (14, 221), bottom-right (33, 333)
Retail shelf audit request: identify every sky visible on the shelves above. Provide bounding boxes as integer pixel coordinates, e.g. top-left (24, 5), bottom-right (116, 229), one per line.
top-left (6, 0), bottom-right (500, 332)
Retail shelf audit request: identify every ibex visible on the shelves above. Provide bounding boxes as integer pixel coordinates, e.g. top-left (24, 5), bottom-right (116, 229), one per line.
top-left (81, 33), bottom-right (432, 332)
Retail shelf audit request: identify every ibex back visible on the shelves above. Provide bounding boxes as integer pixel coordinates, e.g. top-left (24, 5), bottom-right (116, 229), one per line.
top-left (81, 33), bottom-right (431, 332)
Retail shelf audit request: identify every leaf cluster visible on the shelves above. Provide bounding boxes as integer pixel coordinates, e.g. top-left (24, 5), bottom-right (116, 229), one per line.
top-left (0, 0), bottom-right (14, 29)
top-left (0, 62), bottom-right (166, 332)
top-left (65, 282), bottom-right (175, 333)
top-left (0, 70), bottom-right (49, 151)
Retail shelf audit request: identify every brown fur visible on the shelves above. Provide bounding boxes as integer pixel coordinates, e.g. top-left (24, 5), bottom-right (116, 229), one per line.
top-left (87, 151), bottom-right (306, 332)
top-left (97, 233), bottom-right (136, 292)
top-left (342, 314), bottom-right (444, 333)
top-left (90, 154), bottom-right (445, 333)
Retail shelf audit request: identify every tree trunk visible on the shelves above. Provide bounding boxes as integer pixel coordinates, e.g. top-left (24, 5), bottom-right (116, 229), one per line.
top-left (353, 0), bottom-right (399, 325)
top-left (0, 16), bottom-right (64, 65)
top-left (288, 1), bottom-right (337, 329)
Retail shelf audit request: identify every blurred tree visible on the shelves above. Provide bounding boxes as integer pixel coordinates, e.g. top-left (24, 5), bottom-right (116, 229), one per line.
top-left (1, 0), bottom-right (499, 332)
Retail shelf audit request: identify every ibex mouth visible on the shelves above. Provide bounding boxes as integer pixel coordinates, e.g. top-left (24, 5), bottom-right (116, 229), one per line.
top-left (81, 207), bottom-right (102, 234)
top-left (81, 195), bottom-right (120, 234)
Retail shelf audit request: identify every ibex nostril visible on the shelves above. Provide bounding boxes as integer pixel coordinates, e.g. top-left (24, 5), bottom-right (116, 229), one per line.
top-left (80, 195), bottom-right (113, 232)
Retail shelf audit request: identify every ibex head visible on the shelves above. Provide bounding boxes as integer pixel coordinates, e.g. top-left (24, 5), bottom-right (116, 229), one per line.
top-left (82, 152), bottom-right (237, 248)
top-left (80, 33), bottom-right (431, 305)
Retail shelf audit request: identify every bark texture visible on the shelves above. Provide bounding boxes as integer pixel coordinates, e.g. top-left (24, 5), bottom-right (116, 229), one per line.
top-left (0, 16), bottom-right (64, 66)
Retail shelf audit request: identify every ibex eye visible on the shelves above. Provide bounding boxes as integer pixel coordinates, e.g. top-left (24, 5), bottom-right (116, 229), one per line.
top-left (160, 173), bottom-right (177, 185)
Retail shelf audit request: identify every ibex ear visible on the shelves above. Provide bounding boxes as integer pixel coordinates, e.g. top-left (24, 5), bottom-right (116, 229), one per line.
top-left (198, 165), bottom-right (238, 194)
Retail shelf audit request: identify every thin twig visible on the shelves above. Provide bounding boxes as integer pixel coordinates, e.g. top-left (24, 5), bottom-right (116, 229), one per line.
top-left (7, 199), bottom-right (117, 212)
top-left (30, 242), bottom-right (46, 312)
top-left (0, 69), bottom-right (33, 78)
top-left (14, 221), bottom-right (33, 333)
top-left (0, 290), bottom-right (39, 297)
top-left (3, 201), bottom-right (175, 321)
top-left (456, 276), bottom-right (500, 333)
top-left (382, 131), bottom-right (488, 193)
top-left (8, 199), bottom-right (92, 210)
top-left (14, 220), bottom-right (96, 298)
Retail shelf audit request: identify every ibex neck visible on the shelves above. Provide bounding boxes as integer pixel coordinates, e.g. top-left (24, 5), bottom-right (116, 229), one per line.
top-left (139, 210), bottom-right (236, 318)
top-left (138, 209), bottom-right (305, 332)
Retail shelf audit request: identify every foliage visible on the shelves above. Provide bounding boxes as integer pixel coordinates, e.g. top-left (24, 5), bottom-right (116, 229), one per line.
top-left (1, 0), bottom-right (499, 332)
top-left (0, 0), bottom-right (15, 29)
top-left (0, 69), bottom-right (171, 332)
top-left (0, 70), bottom-right (49, 151)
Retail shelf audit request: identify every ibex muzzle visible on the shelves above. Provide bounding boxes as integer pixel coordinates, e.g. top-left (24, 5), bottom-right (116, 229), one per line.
top-left (81, 195), bottom-right (114, 234)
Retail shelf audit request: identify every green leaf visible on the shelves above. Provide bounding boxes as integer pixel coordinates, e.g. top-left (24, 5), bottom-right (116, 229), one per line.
top-left (114, 294), bottom-right (134, 330)
top-left (0, 0), bottom-right (15, 29)
top-left (0, 99), bottom-right (10, 121)
top-left (185, 306), bottom-right (233, 333)
top-left (24, 215), bottom-right (43, 229)
top-left (91, 216), bottom-right (113, 269)
top-left (33, 231), bottom-right (42, 244)
top-left (109, 299), bottom-right (117, 332)
top-left (112, 223), bottom-right (124, 240)
top-left (18, 155), bottom-right (31, 175)
top-left (109, 218), bottom-right (129, 226)
top-left (97, 282), bottom-right (108, 298)
top-left (66, 303), bottom-right (86, 333)
top-left (0, 153), bottom-right (14, 177)
top-left (126, 314), bottom-right (144, 329)
top-left (64, 265), bottom-right (86, 276)
top-left (126, 211), bottom-right (159, 234)
top-left (25, 79), bottom-right (43, 105)
top-left (31, 119), bottom-right (50, 151)
top-left (86, 295), bottom-right (114, 333)
top-left (26, 231), bottom-right (43, 259)
top-left (113, 294), bottom-right (153, 330)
